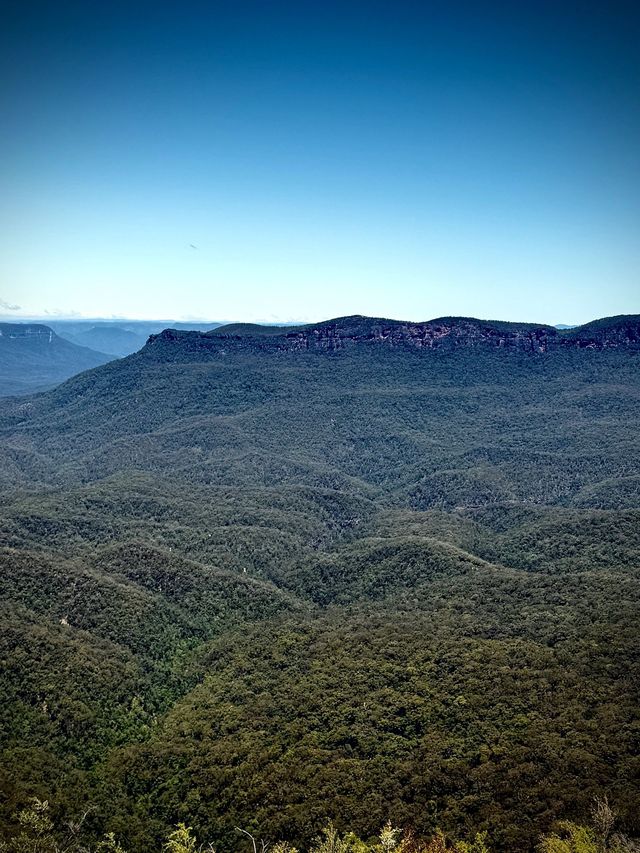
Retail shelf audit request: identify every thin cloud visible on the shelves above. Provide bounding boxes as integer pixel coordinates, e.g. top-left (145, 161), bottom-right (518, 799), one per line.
top-left (0, 298), bottom-right (21, 311)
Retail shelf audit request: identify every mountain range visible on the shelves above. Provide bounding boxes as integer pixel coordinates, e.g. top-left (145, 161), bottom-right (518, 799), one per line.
top-left (0, 313), bottom-right (638, 852)
top-left (0, 320), bottom-right (228, 396)
top-left (49, 320), bottom-right (225, 358)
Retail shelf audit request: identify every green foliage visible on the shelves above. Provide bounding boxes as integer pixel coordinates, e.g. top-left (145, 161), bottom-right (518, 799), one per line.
top-left (0, 328), bottom-right (639, 852)
top-left (4, 799), bottom-right (55, 853)
top-left (377, 823), bottom-right (402, 853)
top-left (1, 798), bottom-right (638, 853)
top-left (539, 822), bottom-right (599, 853)
top-left (96, 835), bottom-right (128, 853)
top-left (163, 825), bottom-right (197, 853)
top-left (310, 823), bottom-right (361, 853)
top-left (454, 833), bottom-right (491, 853)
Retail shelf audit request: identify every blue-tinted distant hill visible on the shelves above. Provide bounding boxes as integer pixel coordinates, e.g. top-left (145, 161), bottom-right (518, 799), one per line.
top-left (0, 323), bottom-right (113, 396)
top-left (50, 319), bottom-right (226, 357)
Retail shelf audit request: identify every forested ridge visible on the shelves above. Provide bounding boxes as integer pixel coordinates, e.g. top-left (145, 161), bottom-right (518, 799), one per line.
top-left (0, 315), bottom-right (639, 852)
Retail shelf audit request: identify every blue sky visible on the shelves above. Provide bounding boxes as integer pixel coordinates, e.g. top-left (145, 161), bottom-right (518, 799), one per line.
top-left (1, 0), bottom-right (638, 324)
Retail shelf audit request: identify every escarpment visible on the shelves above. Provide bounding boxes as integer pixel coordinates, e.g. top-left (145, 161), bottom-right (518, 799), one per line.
top-left (143, 313), bottom-right (640, 359)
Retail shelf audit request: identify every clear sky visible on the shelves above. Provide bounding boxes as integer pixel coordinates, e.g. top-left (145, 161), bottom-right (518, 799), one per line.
top-left (1, 0), bottom-right (638, 324)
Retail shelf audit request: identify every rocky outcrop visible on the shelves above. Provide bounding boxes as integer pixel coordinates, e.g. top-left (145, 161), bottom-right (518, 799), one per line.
top-left (281, 317), bottom-right (559, 353)
top-left (144, 314), bottom-right (640, 360)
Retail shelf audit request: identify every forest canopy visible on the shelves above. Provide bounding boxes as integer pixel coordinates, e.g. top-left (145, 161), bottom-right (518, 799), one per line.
top-left (1, 318), bottom-right (639, 852)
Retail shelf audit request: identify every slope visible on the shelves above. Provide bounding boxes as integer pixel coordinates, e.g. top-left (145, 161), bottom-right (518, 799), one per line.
top-left (0, 314), bottom-right (638, 852)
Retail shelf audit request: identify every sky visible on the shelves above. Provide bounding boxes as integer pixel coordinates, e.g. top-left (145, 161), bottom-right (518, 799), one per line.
top-left (1, 0), bottom-right (639, 325)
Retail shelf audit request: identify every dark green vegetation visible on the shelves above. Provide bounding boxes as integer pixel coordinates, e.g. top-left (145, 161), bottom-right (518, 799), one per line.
top-left (0, 316), bottom-right (639, 852)
top-left (0, 324), bottom-right (112, 396)
top-left (2, 796), bottom-right (635, 853)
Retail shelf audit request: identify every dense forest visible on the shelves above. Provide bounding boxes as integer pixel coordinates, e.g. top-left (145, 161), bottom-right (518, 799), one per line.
top-left (0, 316), bottom-right (638, 852)
top-left (2, 796), bottom-right (637, 853)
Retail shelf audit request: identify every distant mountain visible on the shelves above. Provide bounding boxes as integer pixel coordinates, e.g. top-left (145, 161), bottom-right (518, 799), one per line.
top-left (51, 319), bottom-right (225, 357)
top-left (0, 323), bottom-right (113, 396)
top-left (56, 325), bottom-right (149, 357)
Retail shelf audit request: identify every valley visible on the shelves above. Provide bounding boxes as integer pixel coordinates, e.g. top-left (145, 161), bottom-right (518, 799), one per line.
top-left (1, 315), bottom-right (639, 852)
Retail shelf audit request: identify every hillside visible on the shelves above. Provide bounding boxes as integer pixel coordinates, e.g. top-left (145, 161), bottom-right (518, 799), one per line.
top-left (0, 314), bottom-right (638, 853)
top-left (0, 323), bottom-right (113, 396)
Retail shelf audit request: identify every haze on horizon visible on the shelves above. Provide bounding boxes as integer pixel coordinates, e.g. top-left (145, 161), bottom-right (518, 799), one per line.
top-left (1, 0), bottom-right (639, 326)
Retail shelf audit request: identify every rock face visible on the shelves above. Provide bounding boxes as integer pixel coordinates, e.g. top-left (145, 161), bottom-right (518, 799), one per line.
top-left (144, 314), bottom-right (640, 360)
top-left (282, 317), bottom-right (558, 352)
